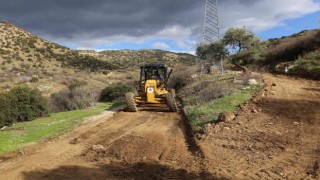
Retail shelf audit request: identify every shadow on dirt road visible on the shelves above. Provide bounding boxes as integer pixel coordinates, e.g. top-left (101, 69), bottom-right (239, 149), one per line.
top-left (22, 162), bottom-right (228, 180)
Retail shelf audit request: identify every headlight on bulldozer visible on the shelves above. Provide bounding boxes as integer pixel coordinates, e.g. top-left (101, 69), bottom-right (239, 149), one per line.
top-left (147, 87), bottom-right (154, 93)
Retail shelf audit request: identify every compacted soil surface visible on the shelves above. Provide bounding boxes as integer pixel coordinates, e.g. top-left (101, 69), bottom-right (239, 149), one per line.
top-left (0, 73), bottom-right (319, 180)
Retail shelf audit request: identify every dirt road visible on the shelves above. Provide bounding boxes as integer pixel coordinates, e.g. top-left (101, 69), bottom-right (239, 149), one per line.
top-left (0, 106), bottom-right (218, 179)
top-left (0, 73), bottom-right (319, 180)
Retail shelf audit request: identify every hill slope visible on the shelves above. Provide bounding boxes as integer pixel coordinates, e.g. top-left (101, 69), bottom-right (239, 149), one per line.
top-left (261, 29), bottom-right (320, 79)
top-left (0, 22), bottom-right (115, 74)
top-left (0, 22), bottom-right (71, 74)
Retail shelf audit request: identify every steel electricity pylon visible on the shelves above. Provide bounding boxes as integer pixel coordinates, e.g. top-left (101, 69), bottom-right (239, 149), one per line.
top-left (202, 0), bottom-right (224, 74)
top-left (202, 0), bottom-right (220, 43)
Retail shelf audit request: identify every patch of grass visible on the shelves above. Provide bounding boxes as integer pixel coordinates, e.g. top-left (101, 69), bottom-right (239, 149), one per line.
top-left (0, 102), bottom-right (122, 154)
top-left (185, 86), bottom-right (259, 130)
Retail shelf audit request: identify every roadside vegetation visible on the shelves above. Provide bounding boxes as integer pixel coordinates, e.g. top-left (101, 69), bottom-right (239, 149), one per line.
top-left (0, 86), bottom-right (48, 127)
top-left (0, 76), bottom-right (126, 154)
top-left (49, 80), bottom-right (99, 112)
top-left (185, 85), bottom-right (259, 130)
top-left (0, 76), bottom-right (131, 130)
top-left (170, 64), bottom-right (262, 130)
top-left (0, 102), bottom-right (119, 154)
top-left (100, 83), bottom-right (134, 102)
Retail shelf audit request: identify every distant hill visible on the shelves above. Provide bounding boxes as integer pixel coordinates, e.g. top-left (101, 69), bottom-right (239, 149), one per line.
top-left (78, 49), bottom-right (197, 69)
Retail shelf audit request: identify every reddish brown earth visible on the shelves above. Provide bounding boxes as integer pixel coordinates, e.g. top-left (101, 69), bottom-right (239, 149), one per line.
top-left (200, 74), bottom-right (320, 179)
top-left (0, 73), bottom-right (319, 180)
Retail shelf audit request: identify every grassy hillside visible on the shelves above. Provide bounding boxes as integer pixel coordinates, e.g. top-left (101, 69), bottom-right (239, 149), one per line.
top-left (261, 29), bottom-right (320, 79)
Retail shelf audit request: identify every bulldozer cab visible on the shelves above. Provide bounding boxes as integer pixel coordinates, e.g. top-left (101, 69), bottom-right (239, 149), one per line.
top-left (140, 64), bottom-right (169, 83)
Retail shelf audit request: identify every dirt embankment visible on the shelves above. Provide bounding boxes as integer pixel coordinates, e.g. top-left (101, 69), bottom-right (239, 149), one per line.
top-left (0, 73), bottom-right (319, 180)
top-left (200, 74), bottom-right (320, 179)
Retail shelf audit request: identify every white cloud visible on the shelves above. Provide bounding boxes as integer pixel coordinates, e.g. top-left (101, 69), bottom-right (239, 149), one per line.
top-left (152, 42), bottom-right (170, 50)
top-left (47, 25), bottom-right (197, 53)
top-left (220, 0), bottom-right (320, 32)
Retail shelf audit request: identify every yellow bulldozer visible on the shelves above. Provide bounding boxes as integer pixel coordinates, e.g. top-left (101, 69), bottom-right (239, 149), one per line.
top-left (125, 64), bottom-right (178, 112)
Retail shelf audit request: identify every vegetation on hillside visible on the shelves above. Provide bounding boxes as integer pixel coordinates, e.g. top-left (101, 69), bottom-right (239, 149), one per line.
top-left (263, 30), bottom-right (320, 65)
top-left (0, 22), bottom-right (115, 74)
top-left (197, 27), bottom-right (320, 79)
top-left (263, 30), bottom-right (320, 79)
top-left (79, 49), bottom-right (197, 69)
top-left (288, 49), bottom-right (320, 79)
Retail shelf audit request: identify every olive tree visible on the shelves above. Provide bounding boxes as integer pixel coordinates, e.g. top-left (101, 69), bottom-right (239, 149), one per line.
top-left (223, 27), bottom-right (262, 65)
top-left (196, 40), bottom-right (228, 74)
top-left (223, 27), bottom-right (260, 52)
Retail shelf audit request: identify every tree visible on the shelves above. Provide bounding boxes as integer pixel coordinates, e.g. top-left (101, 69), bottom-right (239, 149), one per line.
top-left (196, 40), bottom-right (228, 62)
top-left (223, 27), bottom-right (260, 53)
top-left (223, 27), bottom-right (262, 65)
top-left (196, 40), bottom-right (228, 74)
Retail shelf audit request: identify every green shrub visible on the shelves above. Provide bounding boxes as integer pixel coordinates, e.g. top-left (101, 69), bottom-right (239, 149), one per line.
top-left (100, 83), bottom-right (133, 102)
top-left (8, 86), bottom-right (48, 122)
top-left (0, 93), bottom-right (17, 127)
top-left (289, 50), bottom-right (320, 79)
top-left (0, 86), bottom-right (48, 127)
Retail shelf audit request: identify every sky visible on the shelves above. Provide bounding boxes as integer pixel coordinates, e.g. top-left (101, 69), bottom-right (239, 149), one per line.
top-left (0, 0), bottom-right (320, 54)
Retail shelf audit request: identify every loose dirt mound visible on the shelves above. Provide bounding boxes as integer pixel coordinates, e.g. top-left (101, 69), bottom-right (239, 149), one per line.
top-left (200, 74), bottom-right (320, 179)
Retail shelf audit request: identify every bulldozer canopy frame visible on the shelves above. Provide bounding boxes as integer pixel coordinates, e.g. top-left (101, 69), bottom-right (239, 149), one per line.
top-left (140, 64), bottom-right (168, 83)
